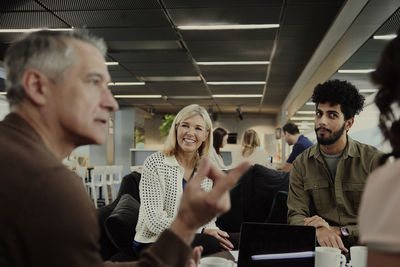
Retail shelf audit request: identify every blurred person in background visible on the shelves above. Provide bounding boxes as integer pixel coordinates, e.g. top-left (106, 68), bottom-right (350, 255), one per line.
top-left (210, 127), bottom-right (229, 170)
top-left (278, 122), bottom-right (313, 171)
top-left (231, 129), bottom-right (269, 167)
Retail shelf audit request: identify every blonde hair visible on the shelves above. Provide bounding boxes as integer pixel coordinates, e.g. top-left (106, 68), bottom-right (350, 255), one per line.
top-left (162, 104), bottom-right (213, 165)
top-left (241, 129), bottom-right (260, 157)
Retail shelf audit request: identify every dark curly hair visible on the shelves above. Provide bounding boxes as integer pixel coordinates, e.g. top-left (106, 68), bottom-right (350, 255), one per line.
top-left (371, 28), bottom-right (400, 162)
top-left (213, 127), bottom-right (228, 155)
top-left (311, 79), bottom-right (365, 120)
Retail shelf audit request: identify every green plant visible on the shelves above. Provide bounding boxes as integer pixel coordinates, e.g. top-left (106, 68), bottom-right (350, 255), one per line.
top-left (159, 114), bottom-right (175, 136)
top-left (134, 129), bottom-right (145, 143)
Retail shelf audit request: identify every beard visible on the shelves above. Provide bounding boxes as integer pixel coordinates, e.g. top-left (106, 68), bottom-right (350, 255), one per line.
top-left (315, 122), bottom-right (346, 145)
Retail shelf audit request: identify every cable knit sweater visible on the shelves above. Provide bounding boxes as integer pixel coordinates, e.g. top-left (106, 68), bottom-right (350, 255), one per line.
top-left (134, 152), bottom-right (219, 243)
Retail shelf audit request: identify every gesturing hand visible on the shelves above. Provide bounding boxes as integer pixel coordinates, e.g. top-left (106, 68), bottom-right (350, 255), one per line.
top-left (176, 158), bottom-right (250, 232)
top-left (316, 227), bottom-right (348, 253)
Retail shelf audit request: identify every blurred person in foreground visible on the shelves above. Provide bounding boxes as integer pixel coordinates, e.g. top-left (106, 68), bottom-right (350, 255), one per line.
top-left (278, 122), bottom-right (313, 171)
top-left (231, 129), bottom-right (269, 167)
top-left (358, 28), bottom-right (400, 267)
top-left (287, 79), bottom-right (384, 253)
top-left (134, 104), bottom-right (235, 255)
top-left (0, 29), bottom-right (249, 267)
top-left (210, 127), bottom-right (229, 170)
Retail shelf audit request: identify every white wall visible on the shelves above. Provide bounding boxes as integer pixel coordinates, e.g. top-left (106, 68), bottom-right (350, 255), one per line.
top-left (0, 95), bottom-right (9, 120)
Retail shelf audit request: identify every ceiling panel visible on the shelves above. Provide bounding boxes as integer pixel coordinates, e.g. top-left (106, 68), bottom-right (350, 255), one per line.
top-left (89, 28), bottom-right (178, 41)
top-left (108, 51), bottom-right (190, 63)
top-left (147, 82), bottom-right (209, 95)
top-left (40, 0), bottom-right (161, 10)
top-left (209, 85), bottom-right (263, 94)
top-left (54, 10), bottom-right (171, 28)
top-left (181, 29), bottom-right (276, 42)
top-left (1, 0), bottom-right (43, 11)
top-left (201, 65), bottom-right (267, 81)
top-left (163, 0), bottom-right (283, 9)
top-left (187, 40), bottom-right (273, 61)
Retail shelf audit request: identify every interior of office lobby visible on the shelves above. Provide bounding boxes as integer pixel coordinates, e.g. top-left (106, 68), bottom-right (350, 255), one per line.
top-left (0, 0), bottom-right (399, 175)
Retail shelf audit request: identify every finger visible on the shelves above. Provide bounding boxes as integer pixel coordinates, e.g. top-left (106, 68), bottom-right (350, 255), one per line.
top-left (190, 158), bottom-right (211, 186)
top-left (186, 259), bottom-right (195, 267)
top-left (192, 246), bottom-right (203, 264)
top-left (219, 242), bottom-right (232, 251)
top-left (217, 230), bottom-right (230, 238)
top-left (336, 236), bottom-right (348, 253)
top-left (328, 235), bottom-right (339, 249)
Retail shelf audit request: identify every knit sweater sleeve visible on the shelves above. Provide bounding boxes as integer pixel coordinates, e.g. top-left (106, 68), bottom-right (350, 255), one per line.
top-left (139, 154), bottom-right (175, 236)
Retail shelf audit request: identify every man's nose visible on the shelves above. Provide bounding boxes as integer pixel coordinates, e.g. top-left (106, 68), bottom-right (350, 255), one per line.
top-left (103, 88), bottom-right (119, 112)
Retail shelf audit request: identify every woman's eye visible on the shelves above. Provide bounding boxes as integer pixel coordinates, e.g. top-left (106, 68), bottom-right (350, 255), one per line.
top-left (196, 127), bottom-right (203, 131)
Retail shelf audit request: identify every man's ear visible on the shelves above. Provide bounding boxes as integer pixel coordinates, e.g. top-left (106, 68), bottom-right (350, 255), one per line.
top-left (22, 69), bottom-right (51, 105)
top-left (345, 117), bottom-right (354, 131)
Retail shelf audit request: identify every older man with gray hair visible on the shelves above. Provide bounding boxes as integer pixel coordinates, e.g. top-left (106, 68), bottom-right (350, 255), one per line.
top-left (0, 30), bottom-right (249, 267)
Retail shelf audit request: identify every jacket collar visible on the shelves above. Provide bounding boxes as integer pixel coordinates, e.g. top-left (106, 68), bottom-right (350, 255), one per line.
top-left (309, 135), bottom-right (360, 159)
top-left (163, 154), bottom-right (180, 167)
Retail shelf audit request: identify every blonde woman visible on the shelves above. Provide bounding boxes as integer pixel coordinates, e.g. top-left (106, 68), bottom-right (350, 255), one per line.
top-left (232, 129), bottom-right (269, 167)
top-left (134, 104), bottom-right (233, 255)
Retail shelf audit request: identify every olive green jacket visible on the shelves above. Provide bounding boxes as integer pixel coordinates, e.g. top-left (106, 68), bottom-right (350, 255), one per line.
top-left (287, 136), bottom-right (383, 246)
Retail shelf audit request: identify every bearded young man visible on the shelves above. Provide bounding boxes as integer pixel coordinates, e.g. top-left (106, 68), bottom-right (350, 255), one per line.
top-left (287, 79), bottom-right (383, 253)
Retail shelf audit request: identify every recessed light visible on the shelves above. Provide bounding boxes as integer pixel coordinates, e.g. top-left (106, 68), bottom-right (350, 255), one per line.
top-left (207, 81), bottom-right (265, 85)
top-left (337, 69), bottom-right (375, 74)
top-left (177, 24), bottom-right (280, 30)
top-left (114, 95), bottom-right (162, 98)
top-left (306, 102), bottom-right (314, 106)
top-left (359, 89), bottom-right (378, 93)
top-left (167, 96), bottom-right (212, 100)
top-left (142, 76), bottom-right (201, 82)
top-left (296, 111), bottom-right (315, 114)
top-left (373, 34), bottom-right (397, 40)
top-left (197, 61), bottom-right (269, 65)
top-left (0, 92), bottom-right (6, 95)
top-left (212, 94), bottom-right (263, 98)
top-left (290, 117), bottom-right (315, 121)
top-left (105, 62), bottom-right (119, 66)
top-left (0, 28), bottom-right (73, 33)
top-left (108, 82), bottom-right (145, 86)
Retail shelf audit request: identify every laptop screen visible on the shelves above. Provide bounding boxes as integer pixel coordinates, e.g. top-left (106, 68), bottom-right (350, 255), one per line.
top-left (238, 223), bottom-right (316, 267)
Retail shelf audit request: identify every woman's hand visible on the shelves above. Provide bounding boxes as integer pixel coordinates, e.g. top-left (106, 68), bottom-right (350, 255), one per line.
top-left (203, 228), bottom-right (234, 251)
top-left (186, 246), bottom-right (203, 267)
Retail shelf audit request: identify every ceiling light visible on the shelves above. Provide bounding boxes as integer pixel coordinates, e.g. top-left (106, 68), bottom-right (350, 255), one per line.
top-left (166, 96), bottom-right (212, 100)
top-left (108, 82), bottom-right (145, 86)
top-left (105, 62), bottom-right (119, 66)
top-left (373, 34), bottom-right (397, 40)
top-left (295, 122), bottom-right (314, 126)
top-left (0, 28), bottom-right (73, 33)
top-left (212, 94), bottom-right (263, 98)
top-left (359, 89), bottom-right (378, 93)
top-left (114, 95), bottom-right (162, 98)
top-left (306, 102), bottom-right (314, 106)
top-left (0, 92), bottom-right (6, 95)
top-left (290, 117), bottom-right (315, 121)
top-left (177, 24), bottom-right (280, 30)
top-left (296, 111), bottom-right (315, 114)
top-left (207, 81), bottom-right (265, 85)
top-left (143, 76), bottom-right (201, 82)
top-left (197, 61), bottom-right (269, 65)
top-left (337, 69), bottom-right (375, 74)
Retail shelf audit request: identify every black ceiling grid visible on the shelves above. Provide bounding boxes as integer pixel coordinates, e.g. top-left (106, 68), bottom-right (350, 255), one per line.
top-left (0, 0), bottom-right (350, 115)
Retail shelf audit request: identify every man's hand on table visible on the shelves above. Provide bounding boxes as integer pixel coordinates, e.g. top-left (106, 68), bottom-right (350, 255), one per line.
top-left (304, 215), bottom-right (349, 253)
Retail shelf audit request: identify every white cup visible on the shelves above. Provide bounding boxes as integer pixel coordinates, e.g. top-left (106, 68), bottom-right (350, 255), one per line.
top-left (315, 247), bottom-right (346, 267)
top-left (350, 246), bottom-right (368, 267)
top-left (200, 257), bottom-right (235, 267)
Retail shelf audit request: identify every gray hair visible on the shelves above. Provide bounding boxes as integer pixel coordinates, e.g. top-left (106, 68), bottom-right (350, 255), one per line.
top-left (4, 29), bottom-right (107, 106)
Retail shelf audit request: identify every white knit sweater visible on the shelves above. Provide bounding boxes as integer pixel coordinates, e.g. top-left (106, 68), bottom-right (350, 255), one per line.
top-left (134, 152), bottom-right (219, 243)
